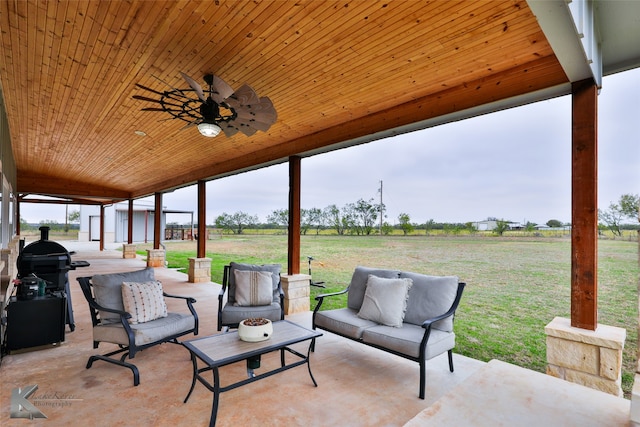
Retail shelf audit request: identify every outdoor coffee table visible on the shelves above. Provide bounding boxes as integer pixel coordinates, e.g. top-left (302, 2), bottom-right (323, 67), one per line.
top-left (183, 320), bottom-right (322, 426)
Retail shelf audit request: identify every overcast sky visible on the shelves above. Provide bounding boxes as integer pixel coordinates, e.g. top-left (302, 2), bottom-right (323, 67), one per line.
top-left (21, 67), bottom-right (639, 227)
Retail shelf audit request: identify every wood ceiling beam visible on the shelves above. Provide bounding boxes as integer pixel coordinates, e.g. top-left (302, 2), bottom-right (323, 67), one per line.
top-left (17, 170), bottom-right (131, 200)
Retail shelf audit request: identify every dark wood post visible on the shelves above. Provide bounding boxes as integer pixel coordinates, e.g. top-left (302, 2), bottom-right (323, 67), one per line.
top-left (571, 78), bottom-right (598, 330)
top-left (288, 156), bottom-right (301, 275)
top-left (127, 199), bottom-right (134, 244)
top-left (15, 196), bottom-right (20, 235)
top-left (99, 204), bottom-right (105, 251)
top-left (197, 180), bottom-right (206, 258)
top-left (154, 192), bottom-right (162, 250)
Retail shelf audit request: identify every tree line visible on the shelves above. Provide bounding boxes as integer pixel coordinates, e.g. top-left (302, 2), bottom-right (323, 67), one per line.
top-left (213, 194), bottom-right (640, 236)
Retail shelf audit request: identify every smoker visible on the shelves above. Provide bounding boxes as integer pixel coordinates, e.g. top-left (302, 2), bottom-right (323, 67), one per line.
top-left (16, 226), bottom-right (89, 332)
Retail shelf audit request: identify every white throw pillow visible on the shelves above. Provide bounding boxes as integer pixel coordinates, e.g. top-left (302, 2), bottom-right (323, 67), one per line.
top-left (357, 275), bottom-right (413, 327)
top-left (233, 269), bottom-right (273, 307)
top-left (121, 281), bottom-right (168, 324)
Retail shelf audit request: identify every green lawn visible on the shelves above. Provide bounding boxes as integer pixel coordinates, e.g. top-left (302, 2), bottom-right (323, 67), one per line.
top-left (136, 234), bottom-right (638, 397)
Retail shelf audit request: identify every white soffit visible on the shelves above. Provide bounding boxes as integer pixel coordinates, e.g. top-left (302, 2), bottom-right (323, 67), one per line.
top-left (528, 0), bottom-right (601, 86)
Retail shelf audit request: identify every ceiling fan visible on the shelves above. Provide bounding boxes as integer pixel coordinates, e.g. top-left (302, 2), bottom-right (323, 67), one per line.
top-left (133, 73), bottom-right (277, 137)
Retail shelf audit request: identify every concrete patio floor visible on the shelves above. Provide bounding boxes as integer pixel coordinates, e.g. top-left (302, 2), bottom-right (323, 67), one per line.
top-left (0, 246), bottom-right (484, 426)
top-left (1, 243), bottom-right (632, 426)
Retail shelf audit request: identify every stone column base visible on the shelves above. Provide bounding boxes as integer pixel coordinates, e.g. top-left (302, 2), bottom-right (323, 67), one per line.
top-left (545, 316), bottom-right (626, 397)
top-left (122, 244), bottom-right (137, 259)
top-left (188, 257), bottom-right (211, 283)
top-left (146, 249), bottom-right (165, 268)
top-left (281, 274), bottom-right (311, 315)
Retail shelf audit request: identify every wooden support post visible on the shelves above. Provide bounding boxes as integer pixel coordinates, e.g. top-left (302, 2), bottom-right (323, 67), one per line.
top-left (127, 199), bottom-right (134, 244)
top-left (197, 180), bottom-right (206, 258)
top-left (15, 197), bottom-right (20, 235)
top-left (288, 156), bottom-right (301, 275)
top-left (154, 192), bottom-right (162, 250)
top-left (571, 78), bottom-right (598, 330)
top-left (99, 205), bottom-right (105, 251)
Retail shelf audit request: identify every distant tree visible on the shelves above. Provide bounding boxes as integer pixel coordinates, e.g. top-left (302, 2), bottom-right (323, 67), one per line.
top-left (524, 221), bottom-right (536, 232)
top-left (424, 219), bottom-right (435, 235)
top-left (305, 207), bottom-right (325, 235)
top-left (546, 219), bottom-right (563, 228)
top-left (214, 211), bottom-right (258, 234)
top-left (324, 204), bottom-right (345, 235)
top-left (381, 221), bottom-right (393, 235)
top-left (341, 203), bottom-right (358, 235)
top-left (353, 198), bottom-right (379, 235)
top-left (20, 217), bottom-right (32, 231)
top-left (68, 209), bottom-right (80, 223)
top-left (398, 213), bottom-right (414, 235)
top-left (465, 222), bottom-right (478, 234)
top-left (618, 193), bottom-right (639, 220)
top-left (267, 209), bottom-right (288, 232)
top-left (599, 204), bottom-right (625, 236)
top-left (598, 194), bottom-right (639, 236)
top-left (493, 219), bottom-right (509, 236)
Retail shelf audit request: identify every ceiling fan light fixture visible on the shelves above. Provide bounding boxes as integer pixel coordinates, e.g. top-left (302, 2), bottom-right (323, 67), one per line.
top-left (198, 122), bottom-right (221, 137)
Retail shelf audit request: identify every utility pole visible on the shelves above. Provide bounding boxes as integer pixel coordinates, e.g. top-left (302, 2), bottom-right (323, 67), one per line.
top-left (379, 180), bottom-right (383, 235)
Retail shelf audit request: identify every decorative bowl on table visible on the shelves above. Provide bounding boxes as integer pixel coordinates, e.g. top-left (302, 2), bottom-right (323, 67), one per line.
top-left (238, 318), bottom-right (273, 342)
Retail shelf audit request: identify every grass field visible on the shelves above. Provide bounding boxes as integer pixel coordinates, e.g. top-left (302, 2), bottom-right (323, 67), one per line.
top-left (134, 234), bottom-right (638, 397)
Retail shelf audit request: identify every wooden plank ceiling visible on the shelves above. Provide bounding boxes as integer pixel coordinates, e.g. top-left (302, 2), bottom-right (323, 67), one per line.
top-left (0, 0), bottom-right (567, 203)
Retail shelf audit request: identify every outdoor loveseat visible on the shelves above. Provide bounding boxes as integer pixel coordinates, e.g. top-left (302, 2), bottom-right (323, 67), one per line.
top-left (312, 266), bottom-right (465, 399)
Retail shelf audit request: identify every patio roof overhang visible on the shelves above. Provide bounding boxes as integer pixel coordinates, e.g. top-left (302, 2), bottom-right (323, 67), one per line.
top-left (1, 0), bottom-right (638, 205)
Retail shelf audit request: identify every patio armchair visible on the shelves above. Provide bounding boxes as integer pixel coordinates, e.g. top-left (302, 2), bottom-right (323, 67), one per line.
top-left (77, 267), bottom-right (198, 386)
top-left (217, 262), bottom-right (284, 331)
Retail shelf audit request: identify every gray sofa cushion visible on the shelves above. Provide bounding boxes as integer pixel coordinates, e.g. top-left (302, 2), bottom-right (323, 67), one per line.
top-left (362, 323), bottom-right (455, 359)
top-left (314, 308), bottom-right (378, 340)
top-left (347, 266), bottom-right (401, 310)
top-left (228, 262), bottom-right (281, 305)
top-left (92, 268), bottom-right (155, 323)
top-left (400, 272), bottom-right (459, 331)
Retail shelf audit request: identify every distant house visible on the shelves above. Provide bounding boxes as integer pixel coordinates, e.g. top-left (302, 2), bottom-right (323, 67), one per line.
top-left (472, 220), bottom-right (523, 231)
top-left (78, 201), bottom-right (193, 243)
top-left (473, 220), bottom-right (497, 231)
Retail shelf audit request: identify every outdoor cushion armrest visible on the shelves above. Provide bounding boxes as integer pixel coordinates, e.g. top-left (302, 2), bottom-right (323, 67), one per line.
top-left (163, 293), bottom-right (199, 335)
top-left (314, 287), bottom-right (349, 302)
top-left (421, 282), bottom-right (466, 331)
top-left (421, 310), bottom-right (455, 330)
top-left (313, 287), bottom-right (349, 313)
top-left (86, 298), bottom-right (133, 320)
top-left (163, 293), bottom-right (196, 303)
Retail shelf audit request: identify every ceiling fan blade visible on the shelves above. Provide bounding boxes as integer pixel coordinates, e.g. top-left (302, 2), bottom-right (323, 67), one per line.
top-left (238, 124), bottom-right (258, 136)
top-left (210, 75), bottom-right (235, 104)
top-left (141, 107), bottom-right (168, 112)
top-left (225, 84), bottom-right (260, 108)
top-left (180, 72), bottom-right (206, 103)
top-left (233, 110), bottom-right (275, 129)
top-left (218, 123), bottom-right (239, 138)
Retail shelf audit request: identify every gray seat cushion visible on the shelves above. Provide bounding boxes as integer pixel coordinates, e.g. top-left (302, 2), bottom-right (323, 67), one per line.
top-left (314, 308), bottom-right (378, 340)
top-left (346, 266), bottom-right (401, 311)
top-left (220, 302), bottom-right (282, 326)
top-left (362, 323), bottom-right (455, 359)
top-left (93, 312), bottom-right (195, 346)
top-left (400, 272), bottom-right (459, 331)
top-left (92, 268), bottom-right (155, 323)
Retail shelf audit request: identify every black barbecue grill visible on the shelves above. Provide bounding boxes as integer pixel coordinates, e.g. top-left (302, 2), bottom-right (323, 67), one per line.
top-left (16, 226), bottom-right (89, 331)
